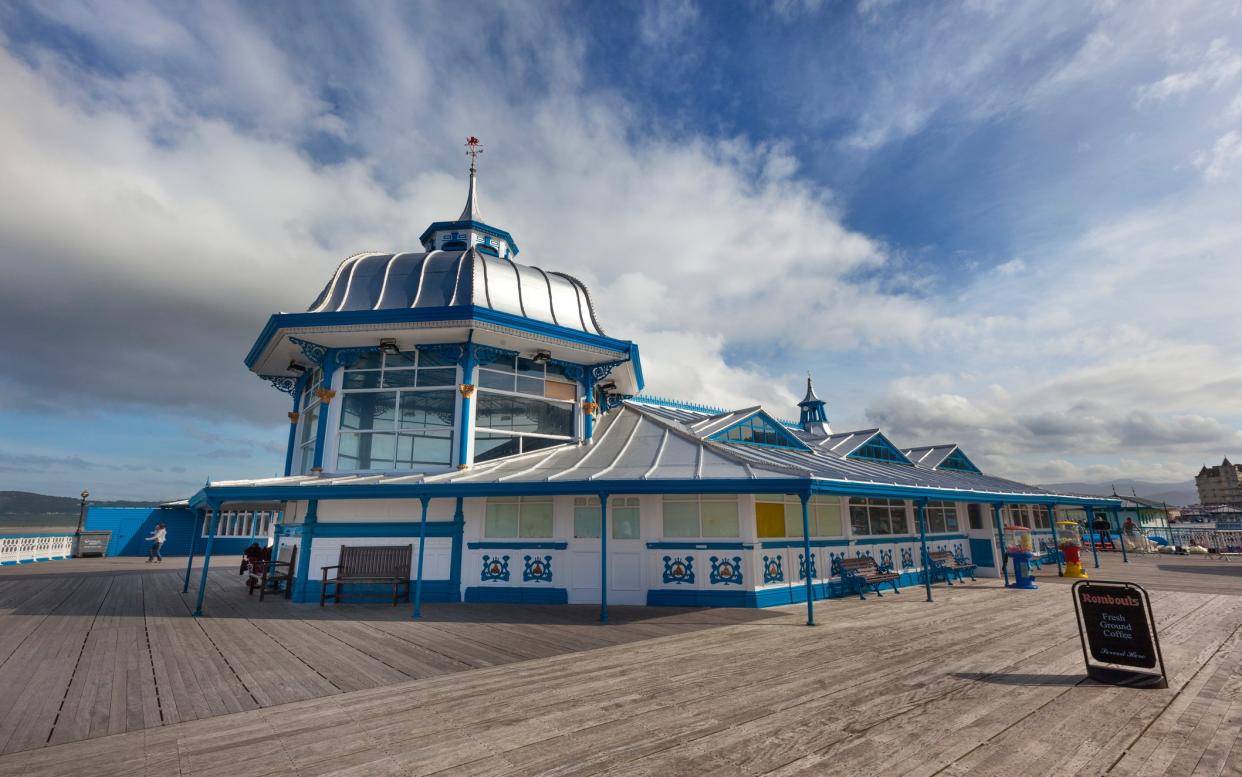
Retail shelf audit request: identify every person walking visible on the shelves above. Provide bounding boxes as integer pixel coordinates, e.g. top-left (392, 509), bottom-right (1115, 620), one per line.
top-left (146, 522), bottom-right (167, 563)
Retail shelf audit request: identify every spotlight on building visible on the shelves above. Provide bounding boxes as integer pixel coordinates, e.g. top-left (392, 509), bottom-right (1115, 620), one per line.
top-left (287, 360), bottom-right (307, 374)
top-left (531, 350), bottom-right (552, 363)
top-left (379, 338), bottom-right (401, 355)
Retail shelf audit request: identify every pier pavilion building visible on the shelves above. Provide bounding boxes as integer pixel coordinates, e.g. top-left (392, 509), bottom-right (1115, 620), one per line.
top-left (184, 146), bottom-right (1122, 619)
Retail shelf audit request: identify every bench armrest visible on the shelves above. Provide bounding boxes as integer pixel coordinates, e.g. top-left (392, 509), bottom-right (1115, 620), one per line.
top-left (320, 565), bottom-right (340, 572)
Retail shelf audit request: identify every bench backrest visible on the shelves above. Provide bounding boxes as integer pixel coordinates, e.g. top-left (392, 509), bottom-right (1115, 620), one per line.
top-left (339, 544), bottom-right (413, 578)
top-left (277, 544), bottom-right (297, 567)
top-left (838, 556), bottom-right (879, 575)
top-left (928, 550), bottom-right (956, 563)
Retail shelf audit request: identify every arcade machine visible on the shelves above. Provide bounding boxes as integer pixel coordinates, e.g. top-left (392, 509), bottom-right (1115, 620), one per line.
top-left (1004, 524), bottom-right (1039, 589)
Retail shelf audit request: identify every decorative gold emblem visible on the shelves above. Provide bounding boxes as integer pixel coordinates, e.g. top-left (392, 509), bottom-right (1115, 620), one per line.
top-left (582, 401), bottom-right (599, 414)
top-left (314, 388), bottom-right (336, 403)
top-left (287, 412), bottom-right (300, 424)
top-left (459, 383), bottom-right (476, 398)
top-left (310, 466), bottom-right (322, 473)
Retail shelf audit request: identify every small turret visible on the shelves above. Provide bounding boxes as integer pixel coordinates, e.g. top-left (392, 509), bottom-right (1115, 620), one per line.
top-left (797, 375), bottom-right (831, 437)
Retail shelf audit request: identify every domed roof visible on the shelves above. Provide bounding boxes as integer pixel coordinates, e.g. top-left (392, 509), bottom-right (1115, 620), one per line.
top-left (307, 249), bottom-right (606, 336)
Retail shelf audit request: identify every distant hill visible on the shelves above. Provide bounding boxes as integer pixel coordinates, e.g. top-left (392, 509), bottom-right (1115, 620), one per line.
top-left (0, 491), bottom-right (159, 532)
top-left (1038, 480), bottom-right (1197, 508)
top-left (0, 490), bottom-right (154, 514)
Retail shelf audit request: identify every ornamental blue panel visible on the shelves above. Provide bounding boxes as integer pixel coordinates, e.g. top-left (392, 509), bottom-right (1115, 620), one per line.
top-left (900, 547), bottom-right (915, 570)
top-left (709, 556), bottom-right (743, 585)
top-left (480, 554), bottom-right (510, 582)
top-left (762, 554), bottom-right (784, 584)
top-left (798, 552), bottom-right (817, 580)
top-left (662, 555), bottom-right (694, 584)
top-left (877, 548), bottom-right (894, 572)
top-left (522, 554), bottom-right (553, 583)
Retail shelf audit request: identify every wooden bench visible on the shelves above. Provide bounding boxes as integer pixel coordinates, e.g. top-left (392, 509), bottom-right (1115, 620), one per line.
top-left (248, 544), bottom-right (297, 601)
top-left (321, 544), bottom-right (412, 606)
top-left (839, 556), bottom-right (901, 600)
top-left (927, 550), bottom-right (976, 585)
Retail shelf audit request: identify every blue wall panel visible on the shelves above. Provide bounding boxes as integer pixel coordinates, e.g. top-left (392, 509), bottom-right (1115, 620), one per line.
top-left (85, 506), bottom-right (255, 557)
top-left (969, 538), bottom-right (995, 567)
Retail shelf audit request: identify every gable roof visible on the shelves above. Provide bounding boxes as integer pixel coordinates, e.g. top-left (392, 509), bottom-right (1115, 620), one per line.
top-left (904, 445), bottom-right (983, 474)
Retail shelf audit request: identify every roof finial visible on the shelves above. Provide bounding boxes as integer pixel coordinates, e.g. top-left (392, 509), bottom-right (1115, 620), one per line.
top-left (460, 136), bottom-right (483, 222)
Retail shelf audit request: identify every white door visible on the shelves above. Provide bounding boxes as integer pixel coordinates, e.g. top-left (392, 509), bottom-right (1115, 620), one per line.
top-left (965, 503), bottom-right (1001, 577)
top-left (568, 497), bottom-right (646, 605)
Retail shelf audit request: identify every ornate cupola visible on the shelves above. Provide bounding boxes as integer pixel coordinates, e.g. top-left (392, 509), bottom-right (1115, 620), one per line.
top-left (798, 375), bottom-right (831, 437)
top-left (417, 137), bottom-right (517, 259)
top-left (246, 137), bottom-right (643, 478)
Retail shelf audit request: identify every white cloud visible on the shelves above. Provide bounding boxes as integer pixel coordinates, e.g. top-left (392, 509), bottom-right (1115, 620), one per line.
top-left (1136, 38), bottom-right (1242, 106)
top-left (638, 0), bottom-right (701, 47)
top-left (1195, 130), bottom-right (1242, 180)
top-left (993, 258), bottom-right (1025, 275)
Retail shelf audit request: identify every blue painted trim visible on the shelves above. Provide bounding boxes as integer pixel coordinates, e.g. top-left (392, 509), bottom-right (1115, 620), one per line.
top-left (463, 586), bottom-right (568, 604)
top-left (245, 306), bottom-right (635, 371)
top-left (645, 541), bottom-right (754, 550)
top-left (467, 541), bottom-right (568, 550)
top-left (417, 220), bottom-right (520, 254)
top-left (457, 336), bottom-right (476, 467)
top-left (628, 343), bottom-right (645, 392)
top-left (295, 579), bottom-right (458, 604)
top-left (450, 498), bottom-right (464, 591)
top-left (312, 521), bottom-right (463, 537)
top-left (852, 535), bottom-right (919, 545)
top-left (629, 394), bottom-right (729, 415)
top-left (283, 374), bottom-right (305, 477)
top-left (758, 538), bottom-right (849, 548)
top-left (291, 500), bottom-right (318, 602)
top-left (190, 476), bottom-right (1123, 511)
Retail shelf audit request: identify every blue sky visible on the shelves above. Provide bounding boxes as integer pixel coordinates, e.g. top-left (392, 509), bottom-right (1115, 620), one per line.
top-left (1, 0), bottom-right (1240, 499)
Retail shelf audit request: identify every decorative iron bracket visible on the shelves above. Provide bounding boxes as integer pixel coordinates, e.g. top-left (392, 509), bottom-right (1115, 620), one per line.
top-left (259, 374), bottom-right (300, 396)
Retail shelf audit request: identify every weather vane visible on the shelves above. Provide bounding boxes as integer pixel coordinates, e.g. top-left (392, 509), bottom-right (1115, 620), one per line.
top-left (465, 136), bottom-right (483, 173)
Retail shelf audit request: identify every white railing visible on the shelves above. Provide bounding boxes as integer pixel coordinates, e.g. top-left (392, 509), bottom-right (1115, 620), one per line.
top-left (0, 535), bottom-right (75, 565)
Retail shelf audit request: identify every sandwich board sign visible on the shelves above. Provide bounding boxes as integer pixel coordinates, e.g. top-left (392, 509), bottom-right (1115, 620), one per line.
top-left (1071, 580), bottom-right (1167, 689)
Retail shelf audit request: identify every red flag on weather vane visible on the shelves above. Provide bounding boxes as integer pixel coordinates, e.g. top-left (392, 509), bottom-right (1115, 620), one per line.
top-left (465, 136), bottom-right (483, 171)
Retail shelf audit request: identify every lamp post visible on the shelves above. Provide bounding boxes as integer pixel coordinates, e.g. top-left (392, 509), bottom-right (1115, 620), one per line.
top-left (74, 489), bottom-right (89, 557)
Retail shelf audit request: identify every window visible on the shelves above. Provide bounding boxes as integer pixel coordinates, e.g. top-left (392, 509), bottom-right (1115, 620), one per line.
top-left (755, 496), bottom-right (843, 538)
top-left (712, 415), bottom-right (802, 449)
top-left (484, 497), bottom-right (553, 538)
top-left (967, 503), bottom-right (984, 531)
top-left (573, 496), bottom-right (641, 540)
top-left (662, 495), bottom-right (739, 538)
top-left (297, 366), bottom-right (324, 475)
top-left (922, 501), bottom-right (959, 533)
top-left (939, 449), bottom-right (981, 474)
top-left (473, 353), bottom-right (578, 462)
top-left (204, 510), bottom-right (277, 538)
top-left (852, 441), bottom-right (907, 463)
top-left (1003, 504), bottom-right (1052, 530)
top-left (849, 498), bottom-right (909, 535)
top-left (847, 433), bottom-right (911, 464)
top-left (336, 350), bottom-right (456, 471)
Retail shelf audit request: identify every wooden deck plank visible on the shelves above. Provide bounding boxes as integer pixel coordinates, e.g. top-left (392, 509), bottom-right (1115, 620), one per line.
top-left (2, 553), bottom-right (1242, 774)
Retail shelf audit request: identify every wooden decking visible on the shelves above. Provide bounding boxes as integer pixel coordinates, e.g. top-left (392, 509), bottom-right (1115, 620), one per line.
top-left (1, 554), bottom-right (1241, 776)
top-left (0, 557), bottom-right (769, 757)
